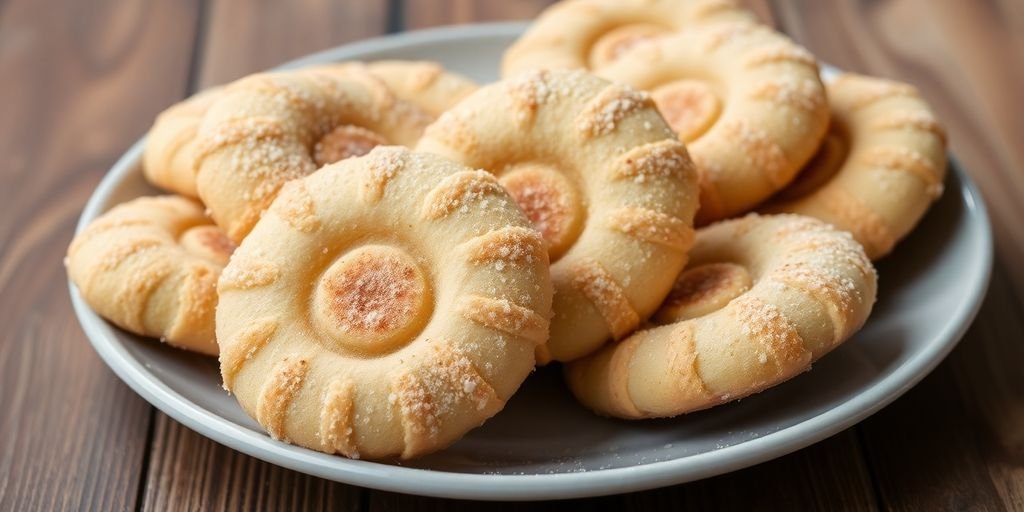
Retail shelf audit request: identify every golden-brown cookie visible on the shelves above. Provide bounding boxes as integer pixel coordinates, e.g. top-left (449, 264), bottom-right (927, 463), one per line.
top-left (416, 69), bottom-right (699, 363)
top-left (598, 21), bottom-right (829, 223)
top-left (502, 0), bottom-right (754, 75)
top-left (763, 73), bottom-right (947, 259)
top-left (193, 66), bottom-right (435, 242)
top-left (566, 214), bottom-right (876, 419)
top-left (143, 87), bottom-right (222, 198)
top-left (217, 146), bottom-right (553, 460)
top-left (66, 195), bottom-right (235, 355)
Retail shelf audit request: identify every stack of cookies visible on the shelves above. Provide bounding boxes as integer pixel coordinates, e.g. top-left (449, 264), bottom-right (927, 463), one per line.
top-left (67, 0), bottom-right (947, 460)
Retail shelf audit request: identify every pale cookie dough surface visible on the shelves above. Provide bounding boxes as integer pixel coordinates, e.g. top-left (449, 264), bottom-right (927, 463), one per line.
top-left (143, 87), bottom-right (222, 198)
top-left (502, 0), bottom-right (754, 75)
top-left (763, 73), bottom-right (948, 260)
top-left (217, 147), bottom-right (553, 460)
top-left (66, 195), bottom-right (235, 355)
top-left (598, 21), bottom-right (829, 224)
top-left (143, 61), bottom-right (473, 200)
top-left (193, 66), bottom-right (434, 242)
top-left (416, 69), bottom-right (699, 363)
top-left (566, 214), bottom-right (877, 419)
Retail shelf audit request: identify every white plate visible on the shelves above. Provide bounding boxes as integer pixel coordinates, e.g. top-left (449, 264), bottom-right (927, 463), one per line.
top-left (70, 22), bottom-right (993, 501)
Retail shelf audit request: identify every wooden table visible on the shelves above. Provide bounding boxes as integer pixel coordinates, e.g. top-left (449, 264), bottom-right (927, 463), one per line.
top-left (2, 0), bottom-right (1022, 509)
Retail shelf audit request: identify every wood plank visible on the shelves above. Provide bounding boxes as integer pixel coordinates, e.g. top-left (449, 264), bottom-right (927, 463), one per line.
top-left (775, 0), bottom-right (1024, 509)
top-left (0, 0), bottom-right (200, 510)
top-left (136, 0), bottom-right (390, 508)
top-left (625, 432), bottom-right (876, 511)
top-left (197, 0), bottom-right (390, 87)
top-left (141, 415), bottom-right (362, 511)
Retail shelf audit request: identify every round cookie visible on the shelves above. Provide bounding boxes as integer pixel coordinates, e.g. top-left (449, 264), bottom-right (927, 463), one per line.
top-left (143, 87), bottom-right (222, 198)
top-left (66, 195), bottom-right (235, 355)
top-left (598, 21), bottom-right (829, 224)
top-left (194, 66), bottom-right (435, 242)
top-left (762, 73), bottom-right (947, 260)
top-left (416, 69), bottom-right (699, 363)
top-left (566, 214), bottom-right (876, 419)
top-left (216, 146), bottom-right (553, 460)
top-left (502, 0), bottom-right (754, 75)
top-left (143, 61), bottom-right (473, 199)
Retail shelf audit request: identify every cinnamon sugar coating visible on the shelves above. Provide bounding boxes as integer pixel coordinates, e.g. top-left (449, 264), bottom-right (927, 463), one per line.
top-left (216, 147), bottom-right (552, 460)
top-left (66, 195), bottom-right (234, 355)
top-left (416, 69), bottom-right (699, 363)
top-left (762, 73), bottom-right (948, 260)
top-left (566, 214), bottom-right (877, 419)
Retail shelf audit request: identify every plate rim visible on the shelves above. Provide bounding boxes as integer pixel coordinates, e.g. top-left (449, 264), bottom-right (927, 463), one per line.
top-left (70, 21), bottom-right (994, 501)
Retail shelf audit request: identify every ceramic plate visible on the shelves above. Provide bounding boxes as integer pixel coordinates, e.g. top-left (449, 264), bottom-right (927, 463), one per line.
top-left (70, 22), bottom-right (993, 501)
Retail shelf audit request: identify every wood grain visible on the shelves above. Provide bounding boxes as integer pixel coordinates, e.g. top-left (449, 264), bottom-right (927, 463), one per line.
top-left (0, 0), bottom-right (200, 510)
top-left (197, 0), bottom-right (390, 87)
top-left (141, 415), bottom-right (362, 511)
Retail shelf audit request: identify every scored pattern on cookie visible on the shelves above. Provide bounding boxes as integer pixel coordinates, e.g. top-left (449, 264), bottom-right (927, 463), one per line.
top-left (195, 116), bottom-right (288, 162)
top-left (721, 119), bottom-right (790, 187)
top-left (390, 341), bottom-right (502, 458)
top-left (870, 110), bottom-right (947, 142)
top-left (730, 294), bottom-right (811, 379)
top-left (666, 323), bottom-right (713, 409)
top-left (421, 170), bottom-right (506, 220)
top-left (238, 74), bottom-right (324, 121)
top-left (318, 378), bottom-right (359, 458)
top-left (114, 254), bottom-right (175, 332)
top-left (607, 207), bottom-right (693, 251)
top-left (457, 295), bottom-right (548, 344)
top-left (219, 254), bottom-right (281, 291)
top-left (391, 370), bottom-right (440, 458)
top-left (603, 331), bottom-right (646, 417)
top-left (611, 139), bottom-right (694, 183)
top-left (576, 83), bottom-right (654, 138)
top-left (748, 79), bottom-right (824, 112)
top-left (461, 226), bottom-right (546, 267)
top-left (423, 112), bottom-right (481, 156)
top-left (570, 259), bottom-right (640, 339)
top-left (256, 356), bottom-right (310, 440)
top-left (507, 69), bottom-right (553, 125)
top-left (859, 146), bottom-right (943, 197)
top-left (816, 187), bottom-right (896, 259)
top-left (360, 147), bottom-right (407, 204)
top-left (271, 180), bottom-right (321, 233)
top-left (744, 44), bottom-right (817, 69)
top-left (220, 317), bottom-right (279, 390)
top-left (69, 217), bottom-right (155, 255)
top-left (842, 80), bottom-right (919, 111)
top-left (96, 237), bottom-right (165, 272)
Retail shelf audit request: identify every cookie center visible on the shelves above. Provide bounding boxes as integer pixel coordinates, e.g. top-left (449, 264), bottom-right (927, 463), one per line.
top-left (179, 225), bottom-right (236, 266)
top-left (654, 262), bottom-right (751, 323)
top-left (589, 23), bottom-right (668, 69)
top-left (313, 125), bottom-right (389, 167)
top-left (651, 80), bottom-right (722, 143)
top-left (499, 163), bottom-right (584, 262)
top-left (773, 125), bottom-right (849, 202)
top-left (312, 245), bottom-right (431, 354)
